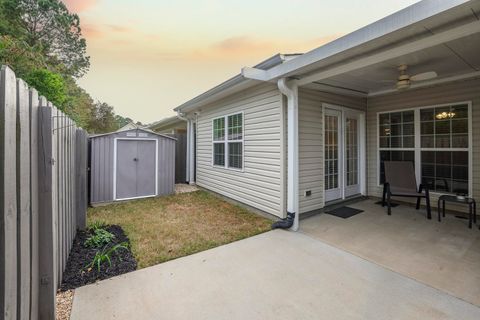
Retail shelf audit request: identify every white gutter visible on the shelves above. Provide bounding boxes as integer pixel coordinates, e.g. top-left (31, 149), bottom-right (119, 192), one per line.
top-left (278, 78), bottom-right (299, 231)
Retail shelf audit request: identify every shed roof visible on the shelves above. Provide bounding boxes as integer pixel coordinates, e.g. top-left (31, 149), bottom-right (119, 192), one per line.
top-left (89, 128), bottom-right (177, 141)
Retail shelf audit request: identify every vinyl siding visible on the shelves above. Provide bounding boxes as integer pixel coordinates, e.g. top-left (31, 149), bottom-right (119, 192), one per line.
top-left (297, 88), bottom-right (366, 213)
top-left (193, 83), bottom-right (285, 217)
top-left (367, 77), bottom-right (480, 211)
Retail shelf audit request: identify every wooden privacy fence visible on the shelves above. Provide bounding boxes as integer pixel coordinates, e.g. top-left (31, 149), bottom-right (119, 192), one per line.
top-left (1, 65), bottom-right (88, 320)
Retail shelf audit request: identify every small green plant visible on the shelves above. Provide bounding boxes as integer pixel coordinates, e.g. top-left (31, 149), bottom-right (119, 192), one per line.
top-left (89, 220), bottom-right (107, 231)
top-left (84, 228), bottom-right (115, 248)
top-left (87, 242), bottom-right (130, 272)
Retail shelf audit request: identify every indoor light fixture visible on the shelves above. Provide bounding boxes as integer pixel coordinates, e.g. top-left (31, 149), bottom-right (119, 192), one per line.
top-left (435, 111), bottom-right (456, 120)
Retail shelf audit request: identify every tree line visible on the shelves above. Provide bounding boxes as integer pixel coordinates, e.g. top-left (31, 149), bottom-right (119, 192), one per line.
top-left (0, 0), bottom-right (140, 133)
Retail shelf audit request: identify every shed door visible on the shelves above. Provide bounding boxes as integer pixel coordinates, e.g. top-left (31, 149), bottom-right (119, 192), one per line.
top-left (116, 140), bottom-right (156, 200)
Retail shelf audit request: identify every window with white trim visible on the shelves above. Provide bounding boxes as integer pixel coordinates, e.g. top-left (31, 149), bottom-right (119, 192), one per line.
top-left (378, 103), bottom-right (470, 195)
top-left (212, 113), bottom-right (243, 169)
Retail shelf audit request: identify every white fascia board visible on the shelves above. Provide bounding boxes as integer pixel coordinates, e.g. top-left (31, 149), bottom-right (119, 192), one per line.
top-left (260, 0), bottom-right (473, 81)
top-left (241, 67), bottom-right (269, 81)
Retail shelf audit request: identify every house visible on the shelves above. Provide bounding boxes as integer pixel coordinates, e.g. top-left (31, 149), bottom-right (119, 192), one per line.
top-left (148, 115), bottom-right (187, 135)
top-left (147, 116), bottom-right (188, 183)
top-left (174, 0), bottom-right (480, 230)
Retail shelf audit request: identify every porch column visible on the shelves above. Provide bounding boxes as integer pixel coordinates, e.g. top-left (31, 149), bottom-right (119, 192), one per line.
top-left (187, 118), bottom-right (195, 185)
top-left (278, 78), bottom-right (299, 231)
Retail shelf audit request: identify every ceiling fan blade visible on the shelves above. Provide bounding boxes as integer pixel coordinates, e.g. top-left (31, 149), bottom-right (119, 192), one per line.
top-left (410, 71), bottom-right (437, 82)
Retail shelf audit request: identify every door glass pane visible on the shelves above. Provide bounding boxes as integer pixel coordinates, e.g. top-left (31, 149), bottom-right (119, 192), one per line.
top-left (324, 115), bottom-right (339, 190)
top-left (345, 118), bottom-right (358, 186)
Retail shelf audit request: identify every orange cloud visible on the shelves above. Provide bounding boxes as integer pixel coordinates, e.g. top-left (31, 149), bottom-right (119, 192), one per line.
top-left (63, 0), bottom-right (99, 13)
top-left (189, 34), bottom-right (343, 62)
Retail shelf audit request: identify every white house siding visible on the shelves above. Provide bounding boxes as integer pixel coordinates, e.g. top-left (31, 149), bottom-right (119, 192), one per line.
top-left (193, 83), bottom-right (285, 217)
top-left (297, 88), bottom-right (366, 214)
top-left (366, 78), bottom-right (480, 211)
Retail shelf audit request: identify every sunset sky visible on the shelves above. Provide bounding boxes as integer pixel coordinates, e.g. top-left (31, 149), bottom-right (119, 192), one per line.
top-left (63, 0), bottom-right (420, 123)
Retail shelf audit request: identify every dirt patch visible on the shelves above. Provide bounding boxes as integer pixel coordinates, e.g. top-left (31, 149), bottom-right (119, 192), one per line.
top-left (175, 183), bottom-right (199, 194)
top-left (60, 225), bottom-right (137, 291)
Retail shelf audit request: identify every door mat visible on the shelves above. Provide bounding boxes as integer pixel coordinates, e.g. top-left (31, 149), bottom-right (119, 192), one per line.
top-left (374, 200), bottom-right (399, 207)
top-left (325, 206), bottom-right (364, 219)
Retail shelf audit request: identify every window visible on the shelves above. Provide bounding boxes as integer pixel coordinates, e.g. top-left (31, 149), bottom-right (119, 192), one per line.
top-left (378, 103), bottom-right (471, 195)
top-left (420, 104), bottom-right (469, 194)
top-left (212, 113), bottom-right (243, 169)
top-left (378, 110), bottom-right (415, 184)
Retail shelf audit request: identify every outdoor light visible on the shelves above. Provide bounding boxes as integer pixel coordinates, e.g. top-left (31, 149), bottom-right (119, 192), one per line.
top-left (435, 111), bottom-right (456, 120)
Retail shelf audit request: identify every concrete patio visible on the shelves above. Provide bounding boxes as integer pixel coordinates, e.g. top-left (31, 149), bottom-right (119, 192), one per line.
top-left (301, 199), bottom-right (480, 306)
top-left (71, 225), bottom-right (480, 319)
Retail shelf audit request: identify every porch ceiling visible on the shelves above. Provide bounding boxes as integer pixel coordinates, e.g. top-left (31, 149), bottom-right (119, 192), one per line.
top-left (303, 31), bottom-right (480, 97)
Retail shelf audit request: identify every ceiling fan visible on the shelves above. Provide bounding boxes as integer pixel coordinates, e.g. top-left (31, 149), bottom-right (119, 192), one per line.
top-left (391, 64), bottom-right (437, 90)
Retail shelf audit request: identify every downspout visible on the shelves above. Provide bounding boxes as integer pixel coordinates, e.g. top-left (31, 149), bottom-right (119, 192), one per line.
top-left (272, 78), bottom-right (299, 231)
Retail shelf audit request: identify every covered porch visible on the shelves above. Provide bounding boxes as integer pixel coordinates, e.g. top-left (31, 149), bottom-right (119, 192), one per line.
top-left (242, 0), bottom-right (480, 229)
top-left (301, 199), bottom-right (480, 306)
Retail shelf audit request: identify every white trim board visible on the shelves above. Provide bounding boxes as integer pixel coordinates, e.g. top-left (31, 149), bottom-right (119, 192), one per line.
top-left (113, 137), bottom-right (159, 201)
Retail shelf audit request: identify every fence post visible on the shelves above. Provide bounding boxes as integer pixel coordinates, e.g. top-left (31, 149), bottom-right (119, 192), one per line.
top-left (16, 78), bottom-right (31, 320)
top-left (0, 66), bottom-right (18, 320)
top-left (29, 88), bottom-right (40, 320)
top-left (38, 103), bottom-right (56, 320)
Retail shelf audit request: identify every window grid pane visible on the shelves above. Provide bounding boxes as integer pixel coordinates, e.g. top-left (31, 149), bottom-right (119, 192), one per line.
top-left (421, 151), bottom-right (468, 194)
top-left (420, 105), bottom-right (468, 148)
top-left (228, 113), bottom-right (243, 140)
top-left (213, 118), bottom-right (225, 141)
top-left (213, 143), bottom-right (225, 166)
top-left (228, 142), bottom-right (242, 169)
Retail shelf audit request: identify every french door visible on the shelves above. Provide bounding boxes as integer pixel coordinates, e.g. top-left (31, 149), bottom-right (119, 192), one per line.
top-left (324, 107), bottom-right (363, 202)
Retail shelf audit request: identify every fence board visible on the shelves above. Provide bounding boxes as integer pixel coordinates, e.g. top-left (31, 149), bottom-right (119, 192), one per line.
top-left (29, 88), bottom-right (39, 320)
top-left (16, 78), bottom-right (31, 319)
top-left (38, 104), bottom-right (55, 320)
top-left (1, 66), bottom-right (18, 320)
top-left (76, 130), bottom-right (87, 229)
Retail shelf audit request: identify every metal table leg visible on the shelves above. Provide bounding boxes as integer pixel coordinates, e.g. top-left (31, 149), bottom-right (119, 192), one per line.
top-left (437, 199), bottom-right (440, 222)
top-left (469, 203), bottom-right (472, 229)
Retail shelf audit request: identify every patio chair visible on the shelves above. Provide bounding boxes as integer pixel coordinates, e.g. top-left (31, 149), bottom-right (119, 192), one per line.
top-left (382, 161), bottom-right (432, 219)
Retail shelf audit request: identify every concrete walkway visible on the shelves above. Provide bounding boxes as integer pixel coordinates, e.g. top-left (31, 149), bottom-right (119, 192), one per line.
top-left (71, 230), bottom-right (480, 320)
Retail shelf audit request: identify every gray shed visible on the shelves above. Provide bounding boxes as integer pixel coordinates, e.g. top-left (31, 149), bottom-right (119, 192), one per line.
top-left (89, 128), bottom-right (176, 205)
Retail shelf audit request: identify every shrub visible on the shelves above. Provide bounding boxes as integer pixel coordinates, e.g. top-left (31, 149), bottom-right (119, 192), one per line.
top-left (87, 242), bottom-right (130, 272)
top-left (89, 220), bottom-right (107, 231)
top-left (84, 228), bottom-right (115, 248)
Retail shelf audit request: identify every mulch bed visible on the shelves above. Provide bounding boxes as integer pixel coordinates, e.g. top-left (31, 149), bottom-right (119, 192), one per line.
top-left (60, 225), bottom-right (137, 291)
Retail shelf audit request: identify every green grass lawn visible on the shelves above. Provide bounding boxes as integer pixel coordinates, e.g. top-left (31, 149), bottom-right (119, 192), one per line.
top-left (87, 190), bottom-right (272, 268)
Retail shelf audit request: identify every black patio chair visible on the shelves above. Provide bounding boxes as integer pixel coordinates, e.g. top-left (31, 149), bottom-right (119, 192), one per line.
top-left (382, 161), bottom-right (432, 219)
